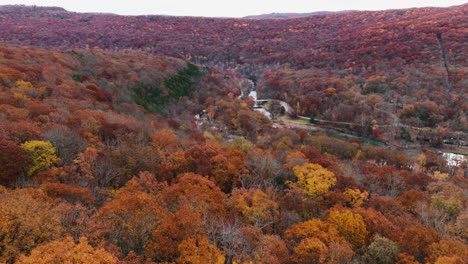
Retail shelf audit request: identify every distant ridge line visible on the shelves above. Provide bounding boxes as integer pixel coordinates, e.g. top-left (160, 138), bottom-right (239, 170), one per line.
top-left (243, 10), bottom-right (357, 19)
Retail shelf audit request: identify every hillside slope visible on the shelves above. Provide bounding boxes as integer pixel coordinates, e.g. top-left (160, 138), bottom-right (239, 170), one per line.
top-left (0, 45), bottom-right (466, 264)
top-left (0, 4), bottom-right (466, 143)
top-left (0, 4), bottom-right (465, 68)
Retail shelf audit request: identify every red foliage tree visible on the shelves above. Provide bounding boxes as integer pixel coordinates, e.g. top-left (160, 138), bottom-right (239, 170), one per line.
top-left (0, 135), bottom-right (30, 187)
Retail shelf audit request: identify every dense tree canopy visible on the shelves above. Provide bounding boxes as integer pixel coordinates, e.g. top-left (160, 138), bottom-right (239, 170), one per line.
top-left (0, 3), bottom-right (466, 263)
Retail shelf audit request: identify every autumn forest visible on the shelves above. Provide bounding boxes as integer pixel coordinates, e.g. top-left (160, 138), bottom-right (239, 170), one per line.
top-left (0, 3), bottom-right (466, 264)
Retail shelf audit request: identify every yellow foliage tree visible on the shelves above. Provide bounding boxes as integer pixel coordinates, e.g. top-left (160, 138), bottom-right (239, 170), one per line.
top-left (228, 188), bottom-right (279, 229)
top-left (21, 140), bottom-right (61, 177)
top-left (416, 154), bottom-right (426, 169)
top-left (343, 188), bottom-right (369, 207)
top-left (326, 207), bottom-right (369, 248)
top-left (15, 80), bottom-right (34, 89)
top-left (14, 80), bottom-right (45, 99)
top-left (290, 163), bottom-right (336, 199)
top-left (16, 237), bottom-right (117, 264)
top-left (432, 171), bottom-right (449, 181)
top-left (230, 136), bottom-right (255, 153)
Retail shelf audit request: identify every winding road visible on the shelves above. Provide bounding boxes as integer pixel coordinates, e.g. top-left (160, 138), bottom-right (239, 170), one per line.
top-left (239, 88), bottom-right (466, 167)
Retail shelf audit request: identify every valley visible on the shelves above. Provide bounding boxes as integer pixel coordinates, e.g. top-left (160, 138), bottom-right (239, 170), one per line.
top-left (245, 84), bottom-right (466, 168)
top-left (0, 3), bottom-right (466, 264)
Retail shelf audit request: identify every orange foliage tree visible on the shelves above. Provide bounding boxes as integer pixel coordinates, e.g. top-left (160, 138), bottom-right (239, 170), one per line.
top-left (290, 238), bottom-right (327, 264)
top-left (398, 226), bottom-right (441, 262)
top-left (184, 142), bottom-right (247, 191)
top-left (352, 207), bottom-right (399, 242)
top-left (284, 219), bottom-right (354, 264)
top-left (16, 237), bottom-right (117, 264)
top-left (252, 234), bottom-right (289, 264)
top-left (425, 240), bottom-right (468, 264)
top-left (176, 236), bottom-right (225, 264)
top-left (145, 206), bottom-right (205, 262)
top-left (0, 188), bottom-right (62, 263)
top-left (92, 187), bottom-right (166, 256)
top-left (159, 173), bottom-right (227, 216)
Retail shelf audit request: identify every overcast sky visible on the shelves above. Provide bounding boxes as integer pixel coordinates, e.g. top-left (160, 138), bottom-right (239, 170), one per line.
top-left (1, 0), bottom-right (466, 17)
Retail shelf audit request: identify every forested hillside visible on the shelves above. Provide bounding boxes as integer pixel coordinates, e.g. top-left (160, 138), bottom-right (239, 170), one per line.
top-left (0, 4), bottom-right (466, 143)
top-left (0, 4), bottom-right (467, 264)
